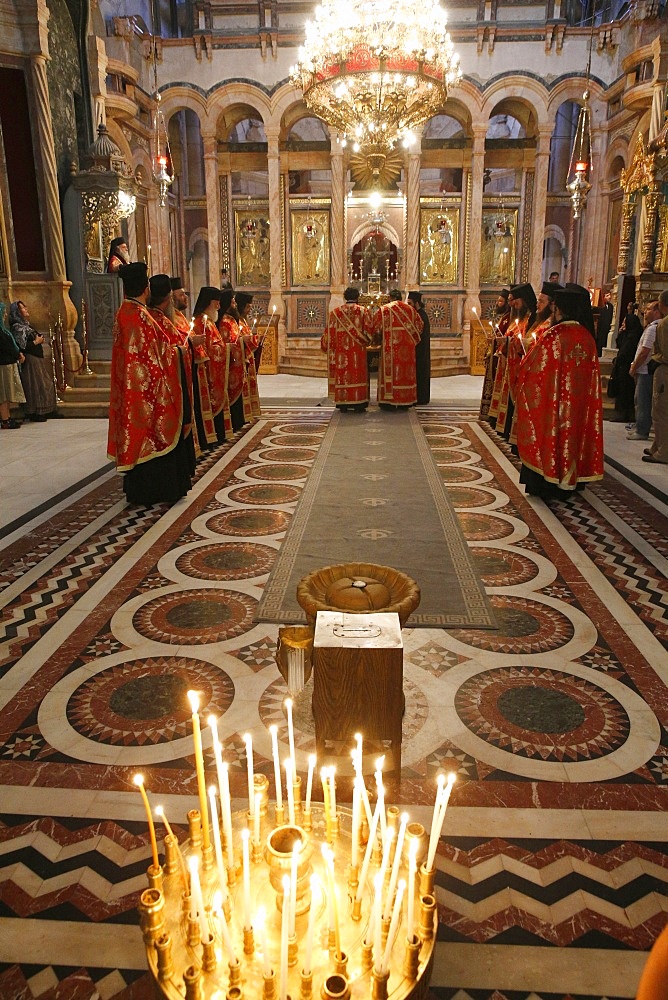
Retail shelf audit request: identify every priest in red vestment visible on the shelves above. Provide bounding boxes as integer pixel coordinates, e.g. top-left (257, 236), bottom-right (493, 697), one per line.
top-left (171, 276), bottom-right (216, 455)
top-left (107, 262), bottom-right (192, 505)
top-left (235, 291), bottom-right (262, 419)
top-left (479, 289), bottom-right (511, 421)
top-left (515, 286), bottom-right (604, 499)
top-left (193, 286), bottom-right (231, 444)
top-left (218, 288), bottom-right (251, 431)
top-left (372, 288), bottom-right (423, 409)
top-left (321, 286), bottom-right (373, 411)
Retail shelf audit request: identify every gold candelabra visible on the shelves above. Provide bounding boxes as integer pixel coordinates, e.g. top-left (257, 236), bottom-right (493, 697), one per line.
top-left (139, 796), bottom-right (439, 1000)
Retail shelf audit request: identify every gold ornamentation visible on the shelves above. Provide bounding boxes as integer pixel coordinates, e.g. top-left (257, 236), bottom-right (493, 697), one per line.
top-left (291, 210), bottom-right (330, 285)
top-left (464, 172), bottom-right (472, 288)
top-left (620, 133), bottom-right (656, 197)
top-left (520, 172), bottom-right (534, 282)
top-left (349, 150), bottom-right (403, 191)
top-left (235, 208), bottom-right (271, 286)
top-left (479, 209), bottom-right (517, 286)
top-left (221, 176), bottom-right (231, 273)
top-left (655, 204), bottom-right (668, 273)
top-left (617, 201), bottom-right (637, 274)
top-left (419, 207), bottom-right (459, 284)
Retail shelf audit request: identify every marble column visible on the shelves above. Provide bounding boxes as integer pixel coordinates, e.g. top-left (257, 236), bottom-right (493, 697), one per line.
top-left (201, 128), bottom-right (221, 285)
top-left (329, 134), bottom-right (345, 309)
top-left (266, 128), bottom-right (286, 357)
top-left (405, 130), bottom-right (422, 291)
top-left (463, 126), bottom-right (487, 355)
top-left (528, 128), bottom-right (552, 289)
top-left (578, 127), bottom-right (606, 284)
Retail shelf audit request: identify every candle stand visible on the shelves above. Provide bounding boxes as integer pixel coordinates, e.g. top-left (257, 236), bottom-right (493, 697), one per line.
top-left (139, 802), bottom-right (437, 1000)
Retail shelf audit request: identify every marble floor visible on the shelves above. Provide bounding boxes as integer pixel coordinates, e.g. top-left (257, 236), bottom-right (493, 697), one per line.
top-left (0, 374), bottom-right (666, 1000)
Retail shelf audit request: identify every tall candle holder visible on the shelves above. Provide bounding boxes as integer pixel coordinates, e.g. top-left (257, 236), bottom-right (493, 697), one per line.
top-left (139, 802), bottom-right (437, 1000)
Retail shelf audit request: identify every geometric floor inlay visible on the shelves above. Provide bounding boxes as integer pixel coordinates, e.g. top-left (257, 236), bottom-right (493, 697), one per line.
top-left (131, 587), bottom-right (258, 643)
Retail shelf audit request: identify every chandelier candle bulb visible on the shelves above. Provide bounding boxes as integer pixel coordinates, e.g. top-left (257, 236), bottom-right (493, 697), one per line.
top-left (187, 692), bottom-right (211, 852)
top-left (133, 774), bottom-right (160, 871)
top-left (270, 725), bottom-right (284, 817)
top-left (245, 734), bottom-right (255, 822)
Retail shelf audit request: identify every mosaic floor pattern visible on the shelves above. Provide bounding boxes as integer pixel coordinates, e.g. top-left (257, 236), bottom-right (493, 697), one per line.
top-left (0, 407), bottom-right (666, 998)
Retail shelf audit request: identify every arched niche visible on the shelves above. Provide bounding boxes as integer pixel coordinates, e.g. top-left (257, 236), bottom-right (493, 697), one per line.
top-left (420, 106), bottom-right (470, 195)
top-left (218, 104), bottom-right (269, 198)
top-left (548, 100), bottom-right (583, 193)
top-left (168, 108), bottom-right (205, 198)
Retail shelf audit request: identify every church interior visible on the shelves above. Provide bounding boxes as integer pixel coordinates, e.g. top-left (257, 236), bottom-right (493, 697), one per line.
top-left (0, 0), bottom-right (667, 998)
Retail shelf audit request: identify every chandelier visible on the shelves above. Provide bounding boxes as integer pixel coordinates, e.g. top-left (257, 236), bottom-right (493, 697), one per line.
top-left (566, 89), bottom-right (593, 219)
top-left (150, 38), bottom-right (175, 208)
top-left (290, 0), bottom-right (461, 179)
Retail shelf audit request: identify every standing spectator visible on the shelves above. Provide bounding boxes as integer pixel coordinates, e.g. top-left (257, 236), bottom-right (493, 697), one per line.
top-left (548, 271), bottom-right (560, 283)
top-left (0, 302), bottom-right (25, 429)
top-left (611, 301), bottom-right (643, 423)
top-left (407, 291), bottom-right (431, 405)
top-left (218, 288), bottom-right (250, 431)
top-left (643, 289), bottom-right (668, 465)
top-left (9, 300), bottom-right (58, 421)
top-left (596, 288), bottom-right (613, 355)
top-left (627, 300), bottom-right (659, 441)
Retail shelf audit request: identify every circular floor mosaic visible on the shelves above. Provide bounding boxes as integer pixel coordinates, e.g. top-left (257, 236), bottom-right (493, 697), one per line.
top-left (257, 448), bottom-right (317, 463)
top-left (66, 656), bottom-right (235, 746)
top-left (470, 547), bottom-right (540, 587)
top-left (454, 665), bottom-right (630, 763)
top-left (227, 484), bottom-right (301, 506)
top-left (425, 437), bottom-right (463, 450)
top-left (445, 486), bottom-right (496, 509)
top-left (132, 588), bottom-right (257, 644)
top-left (439, 466), bottom-right (484, 484)
top-left (434, 450), bottom-right (474, 465)
top-left (458, 512), bottom-right (516, 541)
top-left (175, 542), bottom-right (275, 581)
top-left (274, 422), bottom-right (327, 435)
top-left (207, 509), bottom-right (291, 537)
top-left (244, 463), bottom-right (310, 481)
top-left (267, 434), bottom-right (322, 448)
top-left (421, 424), bottom-right (459, 436)
top-left (454, 596), bottom-right (575, 653)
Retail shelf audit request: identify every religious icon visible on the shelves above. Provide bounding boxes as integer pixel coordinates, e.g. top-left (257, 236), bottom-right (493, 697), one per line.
top-left (479, 209), bottom-right (517, 285)
top-left (235, 207), bottom-right (270, 286)
top-left (420, 206), bottom-right (459, 284)
top-left (291, 209), bottom-right (330, 285)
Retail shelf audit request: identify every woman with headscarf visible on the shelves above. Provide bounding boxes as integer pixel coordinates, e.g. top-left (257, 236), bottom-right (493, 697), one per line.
top-left (9, 301), bottom-right (58, 421)
top-left (0, 302), bottom-right (25, 429)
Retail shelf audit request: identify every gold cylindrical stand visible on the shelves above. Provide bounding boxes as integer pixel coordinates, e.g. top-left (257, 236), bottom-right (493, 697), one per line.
top-left (321, 974), bottom-right (350, 1000)
top-left (418, 864), bottom-right (435, 896)
top-left (164, 835), bottom-right (181, 877)
top-left (202, 934), bottom-right (217, 972)
top-left (288, 933), bottom-right (298, 967)
top-left (402, 935), bottom-right (421, 979)
top-left (404, 823), bottom-right (427, 866)
top-left (275, 803), bottom-right (285, 827)
top-left (202, 842), bottom-right (215, 873)
top-left (139, 887), bottom-right (164, 945)
top-left (300, 971), bottom-right (313, 1000)
top-left (184, 965), bottom-right (202, 1000)
top-left (147, 863), bottom-right (164, 892)
top-left (188, 810), bottom-right (203, 851)
top-left (302, 807), bottom-right (312, 832)
top-left (229, 960), bottom-right (242, 986)
top-left (333, 951), bottom-right (347, 977)
top-left (371, 968), bottom-right (389, 1000)
top-left (243, 926), bottom-right (255, 956)
top-left (226, 987), bottom-right (242, 1000)
top-left (156, 933), bottom-right (174, 981)
top-left (386, 806), bottom-right (400, 832)
top-left (263, 970), bottom-right (277, 1000)
top-left (418, 894), bottom-right (436, 941)
top-left (187, 916), bottom-right (200, 948)
top-left (361, 942), bottom-right (373, 972)
top-left (351, 897), bottom-right (362, 922)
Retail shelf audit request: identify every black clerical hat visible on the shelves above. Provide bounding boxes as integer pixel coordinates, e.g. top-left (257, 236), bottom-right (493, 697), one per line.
top-left (499, 289), bottom-right (510, 299)
top-left (118, 261), bottom-right (148, 295)
top-left (235, 291), bottom-right (253, 310)
top-left (553, 288), bottom-right (585, 312)
top-left (541, 281), bottom-right (563, 297)
top-left (510, 283), bottom-right (537, 311)
top-left (110, 236), bottom-right (127, 251)
top-left (149, 273), bottom-right (172, 300)
top-left (219, 287), bottom-right (235, 313)
top-left (193, 286), bottom-right (222, 315)
top-left (170, 276), bottom-right (184, 291)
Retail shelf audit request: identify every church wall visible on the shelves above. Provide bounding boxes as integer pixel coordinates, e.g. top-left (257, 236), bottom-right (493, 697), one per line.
top-left (45, 0), bottom-right (80, 191)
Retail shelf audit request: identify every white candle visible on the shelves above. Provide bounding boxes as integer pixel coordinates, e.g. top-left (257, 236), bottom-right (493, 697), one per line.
top-left (328, 767), bottom-right (337, 823)
top-left (355, 794), bottom-right (382, 904)
top-left (426, 773), bottom-right (456, 871)
top-left (257, 906), bottom-right (272, 977)
top-left (383, 812), bottom-right (408, 921)
top-left (426, 774), bottom-right (446, 871)
top-left (285, 759), bottom-right (295, 825)
top-left (407, 839), bottom-right (417, 942)
top-left (322, 845), bottom-right (335, 933)
top-left (289, 839), bottom-right (301, 936)
top-left (187, 691), bottom-right (210, 851)
top-left (209, 715), bottom-right (225, 794)
top-left (355, 732), bottom-right (363, 770)
top-left (280, 875), bottom-right (290, 1000)
top-left (375, 760), bottom-right (386, 840)
top-left (244, 733), bottom-right (255, 822)
top-left (208, 785), bottom-right (228, 901)
top-left (372, 872), bottom-right (383, 973)
top-left (305, 754), bottom-right (316, 812)
top-left (351, 777), bottom-right (360, 868)
top-left (188, 855), bottom-right (209, 941)
top-left (242, 828), bottom-right (252, 930)
top-left (214, 891), bottom-right (237, 963)
top-left (381, 879), bottom-right (405, 974)
top-left (270, 724), bottom-right (283, 811)
top-left (303, 874), bottom-right (317, 974)
top-left (254, 791), bottom-right (262, 846)
top-left (378, 825), bottom-right (395, 889)
top-left (285, 698), bottom-right (296, 773)
top-left (221, 760), bottom-right (234, 870)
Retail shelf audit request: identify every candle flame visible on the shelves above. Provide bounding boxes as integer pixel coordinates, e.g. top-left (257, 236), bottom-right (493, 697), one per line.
top-left (448, 772), bottom-right (457, 784)
top-left (188, 854), bottom-right (198, 873)
top-left (472, 306), bottom-right (477, 314)
top-left (209, 784), bottom-right (218, 797)
top-left (272, 305), bottom-right (277, 314)
top-left (133, 773), bottom-right (144, 787)
top-left (207, 714), bottom-right (217, 726)
top-left (269, 723), bottom-right (277, 735)
top-left (284, 697), bottom-right (293, 710)
top-left (155, 804), bottom-right (164, 816)
top-left (242, 827), bottom-right (250, 842)
top-left (308, 753), bottom-right (317, 766)
top-left (187, 690), bottom-right (200, 713)
top-left (400, 811), bottom-right (409, 823)
top-left (375, 755), bottom-right (385, 771)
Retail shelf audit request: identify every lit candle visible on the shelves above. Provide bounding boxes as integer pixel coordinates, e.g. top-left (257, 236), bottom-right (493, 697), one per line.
top-left (426, 774), bottom-right (446, 871)
top-left (257, 906), bottom-right (272, 977)
top-left (372, 872), bottom-right (383, 973)
top-left (254, 791), bottom-right (262, 847)
top-left (351, 777), bottom-right (361, 868)
top-left (188, 854), bottom-right (209, 941)
top-left (187, 691), bottom-right (211, 851)
top-left (270, 724), bottom-right (283, 812)
top-left (383, 811), bottom-right (408, 921)
top-left (244, 733), bottom-right (255, 822)
top-left (381, 879), bottom-right (405, 974)
top-left (155, 804), bottom-right (188, 886)
top-left (285, 758), bottom-right (295, 825)
top-left (242, 828), bottom-right (252, 930)
top-left (305, 754), bottom-right (316, 813)
top-left (323, 845), bottom-right (341, 957)
top-left (355, 794), bottom-right (382, 905)
top-left (280, 875), bottom-right (290, 1000)
top-left (354, 732), bottom-right (363, 771)
top-left (214, 891), bottom-right (238, 964)
top-left (378, 825), bottom-right (395, 889)
top-left (133, 774), bottom-right (159, 869)
top-left (426, 772), bottom-right (456, 870)
top-left (375, 759), bottom-right (386, 841)
top-left (407, 839), bottom-right (417, 942)
top-left (321, 767), bottom-right (331, 839)
top-left (303, 874), bottom-right (317, 975)
top-left (208, 786), bottom-right (228, 900)
top-left (289, 839), bottom-right (301, 936)
top-left (285, 698), bottom-right (296, 773)
top-left (147, 243), bottom-right (152, 273)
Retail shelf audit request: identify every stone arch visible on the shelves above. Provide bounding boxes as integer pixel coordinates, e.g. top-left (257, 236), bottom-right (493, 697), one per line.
top-left (447, 81), bottom-right (484, 128)
top-left (208, 83), bottom-right (271, 136)
top-left (158, 87), bottom-right (208, 129)
top-left (350, 220), bottom-right (401, 249)
top-left (105, 119), bottom-right (133, 166)
top-left (481, 78), bottom-right (549, 133)
top-left (269, 82), bottom-right (307, 135)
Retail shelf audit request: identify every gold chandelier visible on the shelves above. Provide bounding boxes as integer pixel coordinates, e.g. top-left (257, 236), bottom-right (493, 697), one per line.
top-left (290, 0), bottom-right (461, 179)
